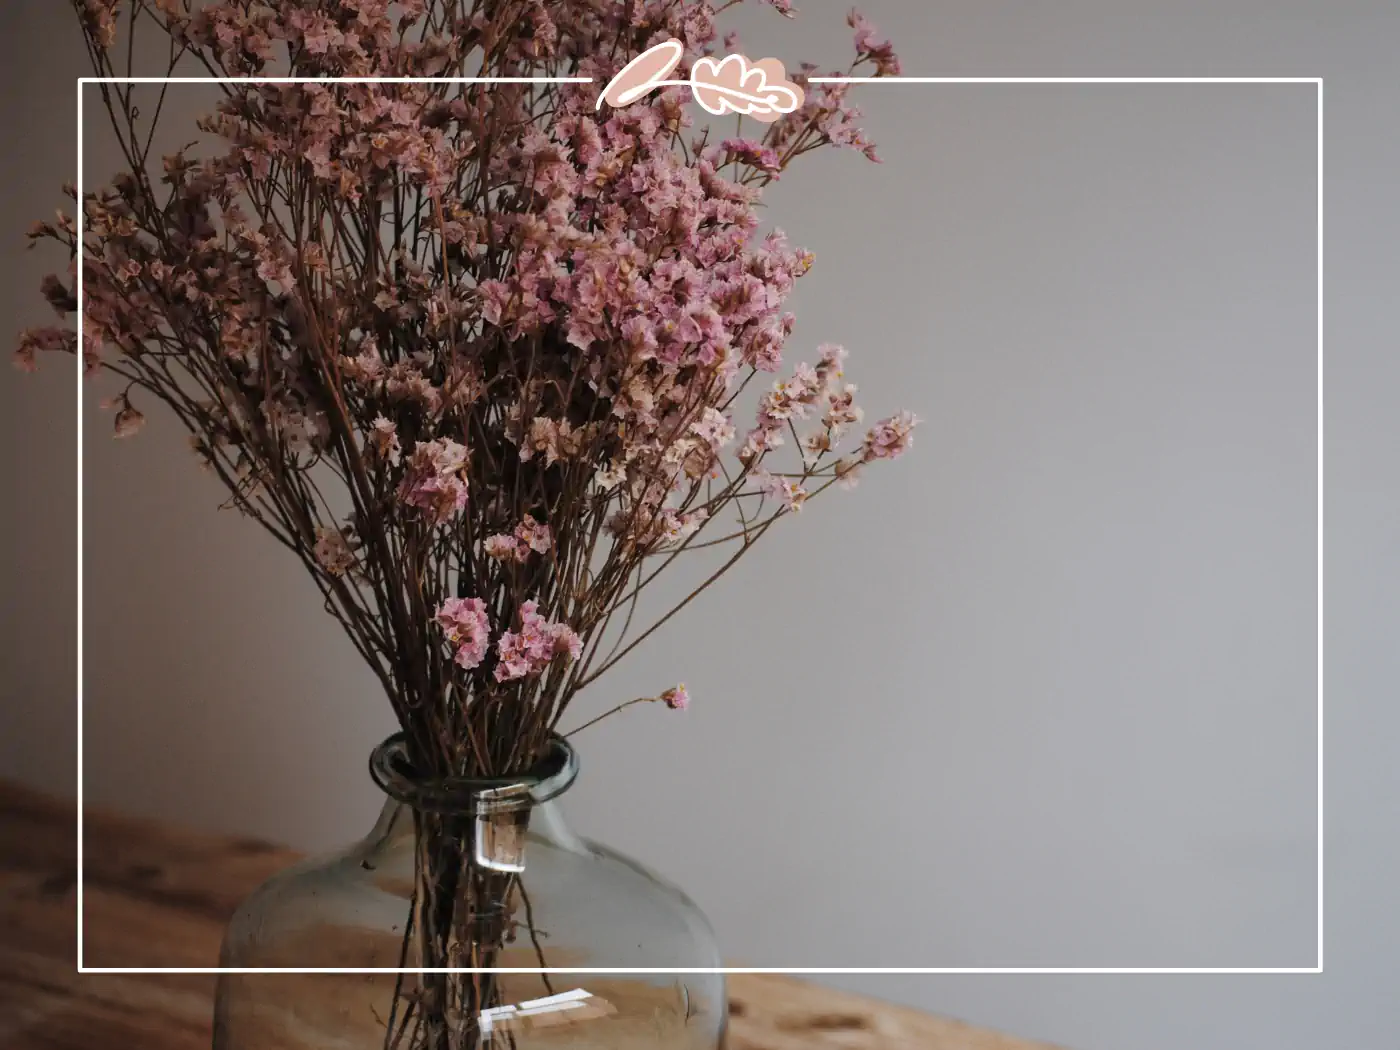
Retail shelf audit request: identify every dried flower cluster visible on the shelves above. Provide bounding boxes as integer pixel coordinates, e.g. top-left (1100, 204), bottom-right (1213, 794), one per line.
top-left (22, 0), bottom-right (916, 784)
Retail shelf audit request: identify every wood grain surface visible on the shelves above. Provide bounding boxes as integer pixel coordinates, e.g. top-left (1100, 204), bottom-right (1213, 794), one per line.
top-left (0, 780), bottom-right (1059, 1049)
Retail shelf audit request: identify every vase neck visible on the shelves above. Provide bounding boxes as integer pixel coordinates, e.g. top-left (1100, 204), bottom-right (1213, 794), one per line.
top-left (369, 731), bottom-right (579, 814)
top-left (366, 732), bottom-right (584, 870)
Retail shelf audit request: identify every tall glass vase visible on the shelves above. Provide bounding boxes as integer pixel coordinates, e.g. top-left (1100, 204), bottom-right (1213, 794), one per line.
top-left (212, 733), bottom-right (726, 1049)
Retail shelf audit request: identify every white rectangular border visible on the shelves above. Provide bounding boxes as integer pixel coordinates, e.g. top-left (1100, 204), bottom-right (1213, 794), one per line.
top-left (76, 74), bottom-right (1324, 976)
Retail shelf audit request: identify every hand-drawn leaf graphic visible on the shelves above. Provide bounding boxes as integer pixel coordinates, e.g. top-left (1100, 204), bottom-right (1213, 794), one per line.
top-left (598, 39), bottom-right (685, 110)
top-left (689, 54), bottom-right (805, 123)
top-left (754, 58), bottom-right (805, 114)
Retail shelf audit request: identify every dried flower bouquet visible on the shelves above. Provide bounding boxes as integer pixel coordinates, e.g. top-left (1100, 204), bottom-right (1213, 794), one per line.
top-left (20, 1), bottom-right (916, 1046)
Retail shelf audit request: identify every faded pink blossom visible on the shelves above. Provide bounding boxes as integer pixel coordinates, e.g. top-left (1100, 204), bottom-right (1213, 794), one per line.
top-left (594, 461), bottom-right (627, 490)
top-left (816, 343), bottom-right (848, 384)
top-left (660, 683), bottom-right (690, 710)
top-left (484, 534), bottom-right (520, 561)
top-left (758, 366), bottom-right (824, 428)
top-left (718, 138), bottom-right (782, 177)
top-left (494, 600), bottom-right (580, 681)
top-left (690, 407), bottom-right (736, 448)
top-left (515, 514), bottom-right (553, 554)
top-left (834, 455), bottom-right (865, 489)
top-left (754, 469), bottom-right (808, 512)
top-left (113, 400), bottom-right (146, 438)
top-left (860, 410), bottom-right (921, 462)
top-left (485, 516), bottom-right (551, 562)
top-left (436, 596), bottom-right (490, 670)
top-left (15, 326), bottom-right (75, 373)
top-left (478, 279), bottom-right (512, 326)
top-left (552, 623), bottom-right (583, 661)
top-left (802, 429), bottom-right (832, 460)
top-left (343, 341), bottom-right (386, 384)
top-left (368, 415), bottom-right (402, 465)
top-left (385, 366), bottom-right (442, 415)
top-left (823, 384), bottom-right (863, 432)
top-left (738, 424), bottom-right (785, 463)
top-left (79, 0), bottom-right (120, 48)
top-left (848, 9), bottom-right (901, 77)
top-left (313, 526), bottom-right (356, 576)
top-left (398, 437), bottom-right (469, 522)
top-left (657, 507), bottom-right (708, 546)
top-left (519, 416), bottom-right (584, 466)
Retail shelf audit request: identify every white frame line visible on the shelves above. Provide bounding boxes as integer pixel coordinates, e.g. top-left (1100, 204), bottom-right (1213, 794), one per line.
top-left (75, 73), bottom-right (1324, 977)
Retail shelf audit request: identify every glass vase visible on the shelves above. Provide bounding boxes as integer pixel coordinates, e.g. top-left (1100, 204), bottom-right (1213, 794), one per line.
top-left (212, 732), bottom-right (726, 1049)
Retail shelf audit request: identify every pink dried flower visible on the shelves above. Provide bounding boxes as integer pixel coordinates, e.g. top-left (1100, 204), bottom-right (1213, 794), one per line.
top-left (519, 416), bottom-right (583, 466)
top-left (368, 415), bottom-right (402, 465)
top-left (848, 9), bottom-right (902, 76)
top-left (484, 534), bottom-right (521, 561)
top-left (860, 410), bottom-right (921, 462)
top-left (594, 461), bottom-right (628, 490)
top-left (12, 325), bottom-right (71, 373)
top-left (113, 398), bottom-right (146, 438)
top-left (385, 367), bottom-right (442, 415)
top-left (718, 138), bottom-right (783, 177)
top-left (494, 600), bottom-right (580, 681)
top-left (398, 437), bottom-right (469, 522)
top-left (552, 623), bottom-right (583, 661)
top-left (758, 365), bottom-right (824, 427)
top-left (801, 430), bottom-right (832, 460)
top-left (515, 514), bottom-right (553, 554)
top-left (79, 0), bottom-right (120, 49)
top-left (754, 469), bottom-right (808, 512)
top-left (658, 507), bottom-right (708, 546)
top-left (436, 596), bottom-right (491, 670)
top-left (342, 341), bottom-right (385, 383)
top-left (660, 683), bottom-right (690, 710)
top-left (690, 407), bottom-right (736, 448)
top-left (816, 343), bottom-right (848, 384)
top-left (313, 526), bottom-right (356, 577)
top-left (493, 632), bottom-right (532, 681)
top-left (738, 424), bottom-right (785, 464)
top-left (485, 516), bottom-right (551, 562)
top-left (834, 455), bottom-right (865, 489)
top-left (823, 384), bottom-right (863, 433)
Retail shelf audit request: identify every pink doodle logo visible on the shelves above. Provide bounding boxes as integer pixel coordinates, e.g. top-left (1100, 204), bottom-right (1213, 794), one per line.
top-left (598, 39), bottom-right (805, 122)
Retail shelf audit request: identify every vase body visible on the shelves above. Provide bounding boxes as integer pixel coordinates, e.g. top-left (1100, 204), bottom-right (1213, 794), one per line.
top-left (212, 735), bottom-right (725, 1049)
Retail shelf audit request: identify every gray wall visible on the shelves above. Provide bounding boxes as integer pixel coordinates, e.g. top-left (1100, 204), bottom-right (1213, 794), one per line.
top-left (2, 1), bottom-right (1389, 1047)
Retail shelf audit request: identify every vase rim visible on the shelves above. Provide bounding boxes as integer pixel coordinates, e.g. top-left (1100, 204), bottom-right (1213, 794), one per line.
top-left (368, 731), bottom-right (578, 814)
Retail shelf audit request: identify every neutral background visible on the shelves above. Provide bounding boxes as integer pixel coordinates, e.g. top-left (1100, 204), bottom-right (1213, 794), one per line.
top-left (3, 0), bottom-right (1386, 1048)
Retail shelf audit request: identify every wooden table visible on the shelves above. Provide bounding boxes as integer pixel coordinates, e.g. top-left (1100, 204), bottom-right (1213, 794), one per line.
top-left (0, 780), bottom-right (1057, 1049)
